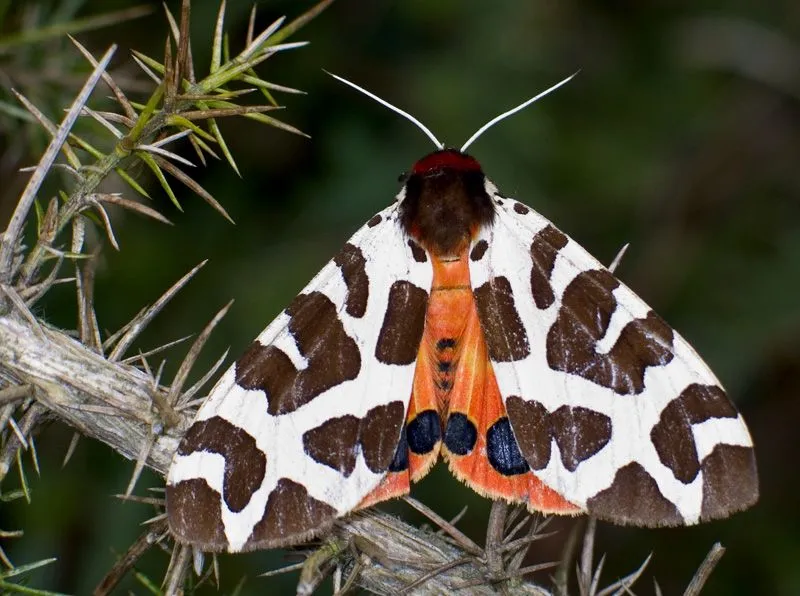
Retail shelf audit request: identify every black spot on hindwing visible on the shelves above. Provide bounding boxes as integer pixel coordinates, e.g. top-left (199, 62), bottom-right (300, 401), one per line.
top-left (407, 410), bottom-right (441, 455)
top-left (388, 426), bottom-right (410, 472)
top-left (487, 417), bottom-right (530, 476)
top-left (443, 413), bottom-right (478, 456)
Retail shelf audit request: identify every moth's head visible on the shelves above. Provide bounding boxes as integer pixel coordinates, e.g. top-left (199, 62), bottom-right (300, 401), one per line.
top-left (396, 148), bottom-right (485, 191)
top-left (398, 149), bottom-right (494, 257)
top-left (410, 149), bottom-right (482, 176)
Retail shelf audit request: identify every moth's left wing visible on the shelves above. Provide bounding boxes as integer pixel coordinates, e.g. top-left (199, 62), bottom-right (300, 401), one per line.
top-left (468, 188), bottom-right (758, 526)
top-left (167, 203), bottom-right (432, 552)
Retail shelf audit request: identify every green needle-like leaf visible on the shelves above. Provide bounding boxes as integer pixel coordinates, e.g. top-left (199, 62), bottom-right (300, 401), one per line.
top-left (136, 151), bottom-right (181, 211)
top-left (115, 168), bottom-right (151, 200)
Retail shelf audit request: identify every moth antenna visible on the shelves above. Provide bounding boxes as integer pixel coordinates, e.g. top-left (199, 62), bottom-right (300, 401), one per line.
top-left (325, 70), bottom-right (445, 150)
top-left (460, 71), bottom-right (579, 153)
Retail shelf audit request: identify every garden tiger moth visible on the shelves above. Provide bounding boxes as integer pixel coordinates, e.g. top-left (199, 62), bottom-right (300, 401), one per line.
top-left (166, 73), bottom-right (758, 553)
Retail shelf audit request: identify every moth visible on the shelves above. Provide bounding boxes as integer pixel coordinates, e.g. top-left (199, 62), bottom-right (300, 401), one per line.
top-left (166, 74), bottom-right (758, 553)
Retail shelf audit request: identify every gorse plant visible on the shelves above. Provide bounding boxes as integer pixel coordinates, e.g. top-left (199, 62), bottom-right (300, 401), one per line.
top-left (0, 0), bottom-right (333, 592)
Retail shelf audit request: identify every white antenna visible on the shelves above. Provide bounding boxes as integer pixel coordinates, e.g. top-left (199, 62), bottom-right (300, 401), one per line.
top-left (460, 72), bottom-right (579, 152)
top-left (325, 70), bottom-right (444, 150)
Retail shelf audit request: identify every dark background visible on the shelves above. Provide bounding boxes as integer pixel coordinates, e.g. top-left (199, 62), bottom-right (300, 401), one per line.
top-left (1, 0), bottom-right (798, 593)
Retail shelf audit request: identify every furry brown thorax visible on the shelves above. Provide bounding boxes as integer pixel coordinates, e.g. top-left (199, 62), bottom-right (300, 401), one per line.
top-left (399, 149), bottom-right (495, 257)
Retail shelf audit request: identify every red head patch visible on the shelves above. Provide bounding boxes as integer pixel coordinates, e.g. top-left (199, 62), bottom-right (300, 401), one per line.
top-left (411, 150), bottom-right (483, 175)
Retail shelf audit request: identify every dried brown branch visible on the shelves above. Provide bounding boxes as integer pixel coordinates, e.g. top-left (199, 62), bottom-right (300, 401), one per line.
top-left (578, 517), bottom-right (597, 596)
top-left (403, 496), bottom-right (482, 556)
top-left (167, 300), bottom-right (232, 410)
top-left (106, 261), bottom-right (207, 362)
top-left (0, 45), bottom-right (116, 277)
top-left (92, 519), bottom-right (169, 596)
top-left (684, 543), bottom-right (726, 596)
top-left (0, 315), bottom-right (177, 470)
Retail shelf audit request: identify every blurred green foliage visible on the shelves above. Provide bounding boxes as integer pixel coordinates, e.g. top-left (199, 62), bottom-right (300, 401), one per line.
top-left (0, 0), bottom-right (798, 593)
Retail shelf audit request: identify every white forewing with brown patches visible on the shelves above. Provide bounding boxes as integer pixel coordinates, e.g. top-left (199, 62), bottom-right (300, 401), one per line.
top-left (167, 202), bottom-right (432, 552)
top-left (470, 180), bottom-right (758, 527)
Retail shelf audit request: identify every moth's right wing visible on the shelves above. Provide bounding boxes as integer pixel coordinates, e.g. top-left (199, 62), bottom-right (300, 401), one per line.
top-left (468, 189), bottom-right (757, 527)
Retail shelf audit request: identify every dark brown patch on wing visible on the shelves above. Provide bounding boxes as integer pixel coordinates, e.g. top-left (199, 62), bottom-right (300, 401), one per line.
top-left (236, 343), bottom-right (294, 406)
top-left (505, 396), bottom-right (552, 470)
top-left (178, 416), bottom-right (265, 513)
top-left (367, 214), bottom-right (382, 227)
top-left (167, 478), bottom-right (227, 549)
top-left (546, 270), bottom-right (674, 394)
top-left (470, 239), bottom-right (489, 261)
top-left (334, 243), bottom-right (369, 318)
top-left (303, 415), bottom-right (360, 477)
top-left (407, 239), bottom-right (428, 263)
top-left (587, 462), bottom-right (683, 526)
top-left (246, 478), bottom-right (336, 548)
top-left (700, 444), bottom-right (758, 521)
top-left (550, 406), bottom-right (612, 472)
top-left (513, 202), bottom-right (530, 215)
top-left (530, 225), bottom-right (568, 310)
top-left (650, 384), bottom-right (739, 483)
top-left (236, 292), bottom-right (361, 415)
top-left (302, 401), bottom-right (406, 476)
top-left (360, 401), bottom-right (406, 473)
top-left (474, 276), bottom-right (530, 362)
top-left (506, 397), bottom-right (611, 472)
top-left (375, 281), bottom-right (428, 365)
